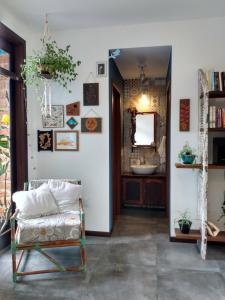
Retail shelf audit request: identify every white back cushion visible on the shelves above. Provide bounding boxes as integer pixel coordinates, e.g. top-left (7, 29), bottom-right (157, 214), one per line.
top-left (13, 183), bottom-right (58, 219)
top-left (48, 180), bottom-right (82, 213)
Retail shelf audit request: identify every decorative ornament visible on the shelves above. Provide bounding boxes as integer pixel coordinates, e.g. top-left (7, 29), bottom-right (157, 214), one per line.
top-left (66, 117), bottom-right (78, 129)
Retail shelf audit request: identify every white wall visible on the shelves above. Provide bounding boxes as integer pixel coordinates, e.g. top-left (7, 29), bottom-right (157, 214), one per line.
top-left (37, 17), bottom-right (224, 234)
top-left (2, 8), bottom-right (225, 233)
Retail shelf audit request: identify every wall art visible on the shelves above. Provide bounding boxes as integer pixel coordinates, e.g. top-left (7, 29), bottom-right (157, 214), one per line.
top-left (96, 61), bottom-right (107, 77)
top-left (42, 105), bottom-right (64, 128)
top-left (81, 117), bottom-right (102, 133)
top-left (37, 130), bottom-right (53, 151)
top-left (54, 130), bottom-right (79, 151)
top-left (180, 99), bottom-right (190, 131)
top-left (66, 117), bottom-right (78, 129)
top-left (66, 101), bottom-right (80, 116)
top-left (83, 83), bottom-right (99, 106)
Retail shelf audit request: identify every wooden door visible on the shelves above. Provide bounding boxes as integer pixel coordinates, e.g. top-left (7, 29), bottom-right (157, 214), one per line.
top-left (144, 179), bottom-right (165, 208)
top-left (122, 177), bottom-right (143, 206)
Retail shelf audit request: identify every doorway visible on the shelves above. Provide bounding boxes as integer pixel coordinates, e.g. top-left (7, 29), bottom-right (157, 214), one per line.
top-left (109, 46), bottom-right (172, 234)
top-left (0, 22), bottom-right (27, 249)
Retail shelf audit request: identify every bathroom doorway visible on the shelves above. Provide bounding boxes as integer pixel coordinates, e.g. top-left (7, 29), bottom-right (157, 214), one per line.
top-left (109, 46), bottom-right (172, 234)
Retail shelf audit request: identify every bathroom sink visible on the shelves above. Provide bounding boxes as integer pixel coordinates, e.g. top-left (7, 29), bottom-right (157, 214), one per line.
top-left (130, 164), bottom-right (158, 175)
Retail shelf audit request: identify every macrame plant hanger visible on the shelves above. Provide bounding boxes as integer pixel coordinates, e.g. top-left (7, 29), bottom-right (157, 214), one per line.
top-left (41, 14), bottom-right (52, 116)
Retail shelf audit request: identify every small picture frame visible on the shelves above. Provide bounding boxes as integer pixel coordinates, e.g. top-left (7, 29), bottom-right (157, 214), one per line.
top-left (81, 117), bottom-right (102, 133)
top-left (180, 99), bottom-right (190, 131)
top-left (96, 61), bottom-right (107, 77)
top-left (42, 105), bottom-right (64, 128)
top-left (55, 130), bottom-right (79, 151)
top-left (37, 130), bottom-right (53, 151)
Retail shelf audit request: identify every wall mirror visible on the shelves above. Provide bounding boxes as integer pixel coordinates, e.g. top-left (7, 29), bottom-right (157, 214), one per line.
top-left (129, 110), bottom-right (156, 147)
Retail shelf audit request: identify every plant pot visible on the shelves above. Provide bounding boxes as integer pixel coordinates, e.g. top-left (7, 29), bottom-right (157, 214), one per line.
top-left (181, 154), bottom-right (196, 164)
top-left (178, 220), bottom-right (192, 234)
top-left (38, 64), bottom-right (52, 79)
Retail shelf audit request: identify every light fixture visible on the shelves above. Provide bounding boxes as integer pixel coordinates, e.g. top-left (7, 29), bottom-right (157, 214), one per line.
top-left (139, 65), bottom-right (150, 111)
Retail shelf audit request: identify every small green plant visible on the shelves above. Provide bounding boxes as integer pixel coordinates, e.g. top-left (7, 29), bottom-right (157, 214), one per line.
top-left (178, 142), bottom-right (197, 164)
top-left (21, 39), bottom-right (81, 93)
top-left (178, 210), bottom-right (192, 226)
top-left (178, 142), bottom-right (194, 159)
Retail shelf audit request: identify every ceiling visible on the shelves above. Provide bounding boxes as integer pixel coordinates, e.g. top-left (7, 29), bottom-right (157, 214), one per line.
top-left (114, 46), bottom-right (171, 79)
top-left (2, 0), bottom-right (225, 31)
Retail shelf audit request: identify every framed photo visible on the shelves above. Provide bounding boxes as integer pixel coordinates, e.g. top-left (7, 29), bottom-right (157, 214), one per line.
top-left (42, 105), bottom-right (64, 128)
top-left (66, 101), bottom-right (80, 116)
top-left (81, 117), bottom-right (102, 133)
top-left (55, 130), bottom-right (79, 151)
top-left (83, 83), bottom-right (99, 106)
top-left (96, 61), bottom-right (107, 77)
top-left (180, 99), bottom-right (190, 131)
top-left (37, 130), bottom-right (53, 151)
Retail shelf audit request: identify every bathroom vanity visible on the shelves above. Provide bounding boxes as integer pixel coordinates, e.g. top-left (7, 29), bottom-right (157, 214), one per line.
top-left (122, 173), bottom-right (166, 210)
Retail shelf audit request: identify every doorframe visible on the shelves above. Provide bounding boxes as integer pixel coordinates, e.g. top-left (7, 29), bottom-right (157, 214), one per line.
top-left (0, 22), bottom-right (27, 193)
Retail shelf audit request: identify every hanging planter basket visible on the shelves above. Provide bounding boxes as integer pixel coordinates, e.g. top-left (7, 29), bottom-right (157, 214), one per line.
top-left (20, 16), bottom-right (81, 115)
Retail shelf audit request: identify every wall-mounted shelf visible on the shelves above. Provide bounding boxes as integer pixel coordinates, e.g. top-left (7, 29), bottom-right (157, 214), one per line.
top-left (208, 91), bottom-right (225, 99)
top-left (175, 163), bottom-right (225, 170)
top-left (175, 228), bottom-right (225, 242)
top-left (175, 163), bottom-right (202, 169)
top-left (208, 128), bottom-right (225, 132)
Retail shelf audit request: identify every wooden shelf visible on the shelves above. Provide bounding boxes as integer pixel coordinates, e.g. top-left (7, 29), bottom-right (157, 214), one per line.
top-left (175, 163), bottom-right (202, 169)
top-left (175, 228), bottom-right (225, 243)
top-left (208, 128), bottom-right (225, 132)
top-left (208, 91), bottom-right (225, 99)
top-left (175, 163), bottom-right (225, 170)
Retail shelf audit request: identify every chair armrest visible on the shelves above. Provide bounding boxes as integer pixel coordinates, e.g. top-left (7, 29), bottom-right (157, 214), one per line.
top-left (79, 198), bottom-right (84, 213)
top-left (10, 209), bottom-right (19, 221)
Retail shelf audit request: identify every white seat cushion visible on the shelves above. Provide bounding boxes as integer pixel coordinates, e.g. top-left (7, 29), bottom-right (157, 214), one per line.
top-left (16, 212), bottom-right (81, 244)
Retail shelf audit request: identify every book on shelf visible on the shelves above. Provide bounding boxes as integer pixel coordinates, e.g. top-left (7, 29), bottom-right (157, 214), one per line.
top-left (209, 106), bottom-right (225, 128)
top-left (205, 70), bottom-right (225, 92)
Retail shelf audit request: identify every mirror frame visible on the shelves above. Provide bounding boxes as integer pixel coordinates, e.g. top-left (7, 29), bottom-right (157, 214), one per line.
top-left (128, 109), bottom-right (157, 148)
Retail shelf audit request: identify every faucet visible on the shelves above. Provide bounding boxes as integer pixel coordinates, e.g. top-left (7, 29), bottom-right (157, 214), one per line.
top-left (140, 155), bottom-right (145, 165)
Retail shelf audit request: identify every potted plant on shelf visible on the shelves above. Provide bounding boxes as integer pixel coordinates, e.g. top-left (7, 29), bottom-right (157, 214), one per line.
top-left (21, 39), bottom-right (81, 113)
top-left (178, 142), bottom-right (196, 164)
top-left (178, 211), bottom-right (192, 234)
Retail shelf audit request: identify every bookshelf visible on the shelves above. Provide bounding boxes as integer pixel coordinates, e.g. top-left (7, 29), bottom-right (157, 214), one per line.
top-left (175, 69), bottom-right (225, 257)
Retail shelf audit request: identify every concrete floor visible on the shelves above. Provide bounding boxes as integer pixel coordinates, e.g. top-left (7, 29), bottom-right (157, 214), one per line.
top-left (0, 208), bottom-right (225, 300)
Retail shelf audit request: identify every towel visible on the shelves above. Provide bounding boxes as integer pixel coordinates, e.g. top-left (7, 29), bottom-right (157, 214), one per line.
top-left (158, 136), bottom-right (166, 164)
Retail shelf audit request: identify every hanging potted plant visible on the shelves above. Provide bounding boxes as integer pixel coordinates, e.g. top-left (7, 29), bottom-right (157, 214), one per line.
top-left (21, 39), bottom-right (81, 92)
top-left (178, 142), bottom-right (197, 164)
top-left (21, 34), bottom-right (81, 114)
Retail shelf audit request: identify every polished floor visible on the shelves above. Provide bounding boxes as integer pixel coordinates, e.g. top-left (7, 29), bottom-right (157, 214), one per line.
top-left (0, 208), bottom-right (225, 300)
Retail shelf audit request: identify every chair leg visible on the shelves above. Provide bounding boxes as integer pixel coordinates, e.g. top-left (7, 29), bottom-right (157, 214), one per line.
top-left (80, 245), bottom-right (87, 272)
top-left (11, 244), bottom-right (17, 283)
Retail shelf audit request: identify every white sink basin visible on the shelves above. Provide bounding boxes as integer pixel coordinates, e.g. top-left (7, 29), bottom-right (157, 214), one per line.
top-left (130, 164), bottom-right (158, 175)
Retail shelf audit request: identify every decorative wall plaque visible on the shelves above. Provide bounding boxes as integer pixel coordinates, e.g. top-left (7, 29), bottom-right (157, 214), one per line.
top-left (81, 117), bottom-right (102, 133)
top-left (42, 105), bottom-right (64, 128)
top-left (66, 117), bottom-right (78, 129)
top-left (37, 130), bottom-right (53, 151)
top-left (180, 99), bottom-right (190, 131)
top-left (66, 101), bottom-right (80, 116)
top-left (83, 83), bottom-right (99, 106)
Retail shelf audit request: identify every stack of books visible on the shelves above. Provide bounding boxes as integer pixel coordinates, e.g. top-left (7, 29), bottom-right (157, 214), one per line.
top-left (206, 71), bottom-right (225, 92)
top-left (209, 106), bottom-right (225, 128)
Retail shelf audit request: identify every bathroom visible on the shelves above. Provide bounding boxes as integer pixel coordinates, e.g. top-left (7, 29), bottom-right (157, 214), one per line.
top-left (109, 46), bottom-right (172, 227)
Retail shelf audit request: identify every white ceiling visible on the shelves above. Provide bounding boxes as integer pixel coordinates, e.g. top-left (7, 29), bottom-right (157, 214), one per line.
top-left (114, 46), bottom-right (171, 79)
top-left (2, 0), bottom-right (225, 31)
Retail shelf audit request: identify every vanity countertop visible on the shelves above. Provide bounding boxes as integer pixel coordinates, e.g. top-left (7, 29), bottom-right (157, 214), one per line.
top-left (122, 172), bottom-right (166, 178)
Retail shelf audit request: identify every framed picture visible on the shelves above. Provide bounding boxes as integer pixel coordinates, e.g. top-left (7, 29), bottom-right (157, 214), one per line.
top-left (81, 117), bottom-right (102, 133)
top-left (55, 130), bottom-right (79, 151)
top-left (42, 105), bottom-right (64, 128)
top-left (37, 130), bottom-right (53, 151)
top-left (83, 83), bottom-right (99, 106)
top-left (96, 61), bottom-right (107, 77)
top-left (180, 99), bottom-right (190, 131)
